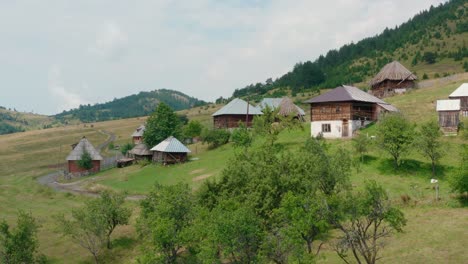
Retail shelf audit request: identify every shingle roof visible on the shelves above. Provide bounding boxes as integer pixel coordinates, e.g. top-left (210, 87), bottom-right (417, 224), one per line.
top-left (131, 125), bottom-right (145, 137)
top-left (304, 85), bottom-right (387, 104)
top-left (436, 99), bottom-right (460, 111)
top-left (150, 136), bottom-right (191, 153)
top-left (449, 83), bottom-right (468, 97)
top-left (66, 137), bottom-right (103, 161)
top-left (258, 97), bottom-right (305, 116)
top-left (212, 98), bottom-right (263, 116)
top-left (129, 143), bottom-right (152, 156)
top-left (370, 61), bottom-right (417, 86)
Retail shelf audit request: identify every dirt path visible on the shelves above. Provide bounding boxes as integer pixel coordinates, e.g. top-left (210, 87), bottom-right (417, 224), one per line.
top-left (36, 130), bottom-right (146, 200)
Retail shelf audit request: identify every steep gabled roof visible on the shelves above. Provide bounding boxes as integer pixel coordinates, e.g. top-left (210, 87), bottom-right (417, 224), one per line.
top-left (131, 125), bottom-right (145, 137)
top-left (259, 97), bottom-right (305, 116)
top-left (449, 83), bottom-right (468, 97)
top-left (370, 61), bottom-right (417, 86)
top-left (150, 136), bottom-right (191, 153)
top-left (436, 99), bottom-right (460, 111)
top-left (212, 98), bottom-right (263, 116)
top-left (304, 85), bottom-right (387, 104)
top-left (66, 137), bottom-right (103, 161)
top-left (129, 143), bottom-right (152, 156)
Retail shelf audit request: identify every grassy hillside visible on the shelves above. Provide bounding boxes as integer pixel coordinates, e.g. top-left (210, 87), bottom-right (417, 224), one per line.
top-left (0, 106), bottom-right (59, 135)
top-left (232, 0), bottom-right (468, 101)
top-left (54, 89), bottom-right (206, 123)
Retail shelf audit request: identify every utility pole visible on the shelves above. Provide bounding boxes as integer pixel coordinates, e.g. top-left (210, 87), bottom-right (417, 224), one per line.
top-left (245, 97), bottom-right (250, 127)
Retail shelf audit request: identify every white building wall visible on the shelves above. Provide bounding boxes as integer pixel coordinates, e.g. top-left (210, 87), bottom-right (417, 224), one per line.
top-left (311, 120), bottom-right (374, 138)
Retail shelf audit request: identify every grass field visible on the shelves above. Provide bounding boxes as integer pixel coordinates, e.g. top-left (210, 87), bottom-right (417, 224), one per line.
top-left (0, 77), bottom-right (467, 263)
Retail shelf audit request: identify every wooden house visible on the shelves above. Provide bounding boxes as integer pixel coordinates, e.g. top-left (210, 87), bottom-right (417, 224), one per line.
top-left (150, 136), bottom-right (191, 164)
top-left (369, 61), bottom-right (417, 98)
top-left (212, 98), bottom-right (263, 128)
top-left (128, 143), bottom-right (152, 161)
top-left (258, 97), bottom-right (305, 120)
top-left (66, 137), bottom-right (103, 175)
top-left (131, 125), bottom-right (145, 144)
top-left (449, 83), bottom-right (468, 117)
top-left (436, 99), bottom-right (460, 133)
top-left (304, 85), bottom-right (398, 138)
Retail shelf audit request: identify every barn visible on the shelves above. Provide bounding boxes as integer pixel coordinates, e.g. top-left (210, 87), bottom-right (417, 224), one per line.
top-left (258, 97), bottom-right (305, 120)
top-left (304, 85), bottom-right (398, 138)
top-left (131, 125), bottom-right (145, 144)
top-left (150, 136), bottom-right (191, 164)
top-left (66, 137), bottom-right (103, 175)
top-left (128, 143), bottom-right (152, 161)
top-left (436, 99), bottom-right (460, 134)
top-left (212, 98), bottom-right (263, 128)
top-left (449, 83), bottom-right (468, 117)
top-left (369, 61), bottom-right (417, 98)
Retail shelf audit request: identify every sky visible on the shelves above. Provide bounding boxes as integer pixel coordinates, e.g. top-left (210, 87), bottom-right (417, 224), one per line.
top-left (0, 0), bottom-right (447, 115)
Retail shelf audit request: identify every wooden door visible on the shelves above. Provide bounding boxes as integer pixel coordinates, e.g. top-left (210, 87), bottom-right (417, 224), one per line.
top-left (342, 119), bottom-right (349, 137)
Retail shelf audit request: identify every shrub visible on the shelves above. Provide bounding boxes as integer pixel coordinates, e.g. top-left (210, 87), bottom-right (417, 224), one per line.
top-left (422, 73), bottom-right (429, 80)
top-left (400, 194), bottom-right (411, 205)
top-left (77, 148), bottom-right (93, 170)
top-left (201, 129), bottom-right (231, 149)
top-left (120, 143), bottom-right (134, 156)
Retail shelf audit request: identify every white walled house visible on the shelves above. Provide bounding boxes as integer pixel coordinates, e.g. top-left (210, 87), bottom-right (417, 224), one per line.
top-left (304, 85), bottom-right (398, 138)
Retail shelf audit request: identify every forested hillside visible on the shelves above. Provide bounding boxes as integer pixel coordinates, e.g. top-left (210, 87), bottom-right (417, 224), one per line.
top-left (0, 106), bottom-right (57, 135)
top-left (231, 0), bottom-right (468, 100)
top-left (55, 89), bottom-right (206, 123)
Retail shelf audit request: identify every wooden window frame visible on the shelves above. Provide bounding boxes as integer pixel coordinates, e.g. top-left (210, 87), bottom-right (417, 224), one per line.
top-left (322, 123), bottom-right (331, 133)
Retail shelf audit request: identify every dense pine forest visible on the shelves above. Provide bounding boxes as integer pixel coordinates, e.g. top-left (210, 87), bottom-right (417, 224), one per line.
top-left (231, 0), bottom-right (468, 100)
top-left (55, 89), bottom-right (206, 123)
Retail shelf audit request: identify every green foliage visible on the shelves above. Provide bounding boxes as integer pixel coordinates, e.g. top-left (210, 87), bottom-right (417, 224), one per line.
top-left (144, 103), bottom-right (182, 148)
top-left (449, 145), bottom-right (468, 202)
top-left (0, 211), bottom-right (46, 264)
top-left (231, 122), bottom-right (252, 148)
top-left (183, 120), bottom-right (203, 140)
top-left (414, 120), bottom-right (443, 177)
top-left (120, 142), bottom-right (134, 156)
top-left (333, 181), bottom-right (407, 264)
top-left (423, 51), bottom-right (437, 64)
top-left (0, 121), bottom-right (25, 135)
top-left (77, 147), bottom-right (93, 170)
top-left (352, 132), bottom-right (371, 163)
top-left (200, 129), bottom-right (230, 149)
top-left (376, 114), bottom-right (415, 169)
top-left (422, 73), bottom-right (429, 79)
top-left (107, 142), bottom-right (115, 150)
top-left (253, 106), bottom-right (303, 145)
top-left (55, 89), bottom-right (206, 123)
top-left (137, 183), bottom-right (194, 263)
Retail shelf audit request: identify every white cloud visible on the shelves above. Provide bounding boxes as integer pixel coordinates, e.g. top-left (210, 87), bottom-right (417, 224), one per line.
top-left (48, 65), bottom-right (88, 112)
top-left (89, 21), bottom-right (128, 61)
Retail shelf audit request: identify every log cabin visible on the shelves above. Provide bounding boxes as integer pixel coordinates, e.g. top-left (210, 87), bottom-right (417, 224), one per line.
top-left (150, 136), bottom-right (191, 164)
top-left (369, 61), bottom-right (417, 98)
top-left (304, 85), bottom-right (398, 138)
top-left (449, 83), bottom-right (468, 117)
top-left (131, 125), bottom-right (145, 144)
top-left (212, 98), bottom-right (263, 128)
top-left (66, 137), bottom-right (103, 175)
top-left (436, 99), bottom-right (460, 134)
top-left (128, 143), bottom-right (152, 161)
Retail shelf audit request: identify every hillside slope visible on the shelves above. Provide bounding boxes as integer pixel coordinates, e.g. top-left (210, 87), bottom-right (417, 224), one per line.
top-left (232, 0), bottom-right (468, 100)
top-left (55, 89), bottom-right (206, 123)
top-left (0, 106), bottom-right (56, 135)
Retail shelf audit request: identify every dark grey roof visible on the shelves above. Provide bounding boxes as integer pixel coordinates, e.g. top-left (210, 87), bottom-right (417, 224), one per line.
top-left (304, 85), bottom-right (387, 104)
top-left (150, 136), bottom-right (191, 153)
top-left (212, 98), bottom-right (263, 116)
top-left (66, 137), bottom-right (103, 161)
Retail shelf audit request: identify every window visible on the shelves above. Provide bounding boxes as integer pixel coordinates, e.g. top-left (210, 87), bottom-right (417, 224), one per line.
top-left (322, 124), bottom-right (331, 133)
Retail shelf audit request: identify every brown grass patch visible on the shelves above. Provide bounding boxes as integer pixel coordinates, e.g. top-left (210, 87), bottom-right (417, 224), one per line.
top-left (192, 173), bottom-right (213, 182)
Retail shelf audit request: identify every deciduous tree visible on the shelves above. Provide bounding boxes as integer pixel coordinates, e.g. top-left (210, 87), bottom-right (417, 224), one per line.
top-left (414, 120), bottom-right (443, 177)
top-left (144, 103), bottom-right (182, 147)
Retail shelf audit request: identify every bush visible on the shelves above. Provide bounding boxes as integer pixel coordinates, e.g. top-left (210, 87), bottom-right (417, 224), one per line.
top-left (77, 148), bottom-right (93, 170)
top-left (422, 73), bottom-right (429, 80)
top-left (120, 143), bottom-right (134, 156)
top-left (201, 129), bottom-right (230, 149)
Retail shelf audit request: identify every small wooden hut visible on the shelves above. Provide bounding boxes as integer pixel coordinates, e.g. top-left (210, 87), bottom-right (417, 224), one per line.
top-left (369, 61), bottom-right (417, 98)
top-left (304, 85), bottom-right (398, 138)
top-left (150, 136), bottom-right (191, 164)
top-left (66, 137), bottom-right (103, 175)
top-left (131, 125), bottom-right (145, 144)
top-left (212, 98), bottom-right (263, 128)
top-left (258, 97), bottom-right (305, 120)
top-left (449, 83), bottom-right (468, 117)
top-left (128, 143), bottom-right (152, 161)
top-left (436, 99), bottom-right (460, 133)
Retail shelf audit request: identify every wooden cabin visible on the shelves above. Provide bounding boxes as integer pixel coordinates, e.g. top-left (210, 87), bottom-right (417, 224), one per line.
top-left (369, 61), bottom-right (417, 98)
top-left (212, 98), bottom-right (263, 128)
top-left (128, 143), bottom-right (152, 161)
top-left (436, 99), bottom-right (460, 134)
top-left (449, 83), bottom-right (468, 117)
top-left (131, 125), bottom-right (145, 144)
top-left (150, 136), bottom-right (191, 164)
top-left (258, 97), bottom-right (305, 120)
top-left (304, 85), bottom-right (398, 138)
top-left (66, 137), bottom-right (103, 175)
